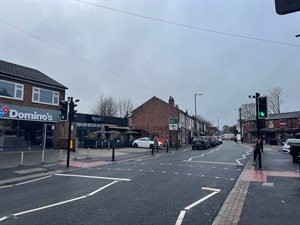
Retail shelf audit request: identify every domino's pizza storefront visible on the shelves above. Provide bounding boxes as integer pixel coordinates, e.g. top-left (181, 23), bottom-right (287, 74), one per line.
top-left (0, 103), bottom-right (60, 151)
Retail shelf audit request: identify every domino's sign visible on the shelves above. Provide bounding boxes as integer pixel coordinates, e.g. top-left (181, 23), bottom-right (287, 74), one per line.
top-left (0, 104), bottom-right (59, 122)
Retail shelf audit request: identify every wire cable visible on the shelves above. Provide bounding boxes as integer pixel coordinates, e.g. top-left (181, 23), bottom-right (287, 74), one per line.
top-left (75, 0), bottom-right (300, 48)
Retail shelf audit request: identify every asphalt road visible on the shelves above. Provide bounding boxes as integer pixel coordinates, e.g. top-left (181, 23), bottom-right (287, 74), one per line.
top-left (0, 141), bottom-right (251, 225)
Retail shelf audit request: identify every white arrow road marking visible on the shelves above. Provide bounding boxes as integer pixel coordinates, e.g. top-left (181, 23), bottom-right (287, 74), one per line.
top-left (175, 187), bottom-right (220, 225)
top-left (0, 181), bottom-right (120, 222)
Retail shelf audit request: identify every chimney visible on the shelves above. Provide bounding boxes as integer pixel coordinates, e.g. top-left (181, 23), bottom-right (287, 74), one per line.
top-left (168, 96), bottom-right (174, 107)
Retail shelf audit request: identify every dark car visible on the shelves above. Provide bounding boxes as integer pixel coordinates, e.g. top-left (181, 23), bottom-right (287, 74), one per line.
top-left (192, 136), bottom-right (209, 150)
top-left (207, 136), bottom-right (218, 147)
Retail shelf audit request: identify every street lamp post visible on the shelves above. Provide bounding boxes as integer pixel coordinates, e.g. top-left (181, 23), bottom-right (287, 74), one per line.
top-left (194, 93), bottom-right (203, 136)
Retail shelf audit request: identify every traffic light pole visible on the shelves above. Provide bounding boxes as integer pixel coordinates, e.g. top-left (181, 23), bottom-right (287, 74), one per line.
top-left (66, 97), bottom-right (73, 168)
top-left (255, 93), bottom-right (262, 169)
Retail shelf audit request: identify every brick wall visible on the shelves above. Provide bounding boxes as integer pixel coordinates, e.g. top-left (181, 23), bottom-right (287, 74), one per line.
top-left (132, 96), bottom-right (178, 138)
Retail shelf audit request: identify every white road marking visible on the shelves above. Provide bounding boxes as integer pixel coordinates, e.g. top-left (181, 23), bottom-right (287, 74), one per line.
top-left (175, 187), bottom-right (220, 225)
top-left (188, 146), bottom-right (222, 161)
top-left (54, 174), bottom-right (131, 182)
top-left (236, 150), bottom-right (251, 165)
top-left (174, 172), bottom-right (179, 175)
top-left (87, 181), bottom-right (118, 196)
top-left (175, 210), bottom-right (186, 225)
top-left (15, 175), bottom-right (52, 186)
top-left (0, 216), bottom-right (8, 222)
top-left (0, 185), bottom-right (13, 189)
top-left (162, 171), bottom-right (166, 173)
top-left (185, 160), bottom-right (238, 166)
top-left (0, 180), bottom-right (122, 222)
top-left (139, 170), bottom-right (143, 172)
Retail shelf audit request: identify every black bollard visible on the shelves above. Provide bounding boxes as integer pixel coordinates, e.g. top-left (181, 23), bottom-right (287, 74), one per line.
top-left (112, 146), bottom-right (115, 161)
top-left (166, 143), bottom-right (169, 153)
top-left (152, 145), bottom-right (154, 156)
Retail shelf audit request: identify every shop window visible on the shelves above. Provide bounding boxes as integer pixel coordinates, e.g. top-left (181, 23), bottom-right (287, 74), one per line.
top-left (0, 79), bottom-right (24, 100)
top-left (32, 87), bottom-right (59, 105)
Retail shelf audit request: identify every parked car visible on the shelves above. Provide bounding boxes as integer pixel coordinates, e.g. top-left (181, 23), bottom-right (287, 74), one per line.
top-left (192, 136), bottom-right (209, 150)
top-left (207, 136), bottom-right (218, 147)
top-left (132, 137), bottom-right (162, 149)
top-left (282, 138), bottom-right (300, 153)
top-left (217, 136), bottom-right (223, 144)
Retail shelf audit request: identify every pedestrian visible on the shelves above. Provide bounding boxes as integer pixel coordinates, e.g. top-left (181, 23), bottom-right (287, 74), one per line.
top-left (154, 136), bottom-right (159, 152)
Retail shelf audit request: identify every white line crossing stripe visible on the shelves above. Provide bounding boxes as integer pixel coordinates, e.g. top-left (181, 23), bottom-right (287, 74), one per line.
top-left (0, 180), bottom-right (122, 222)
top-left (54, 174), bottom-right (131, 181)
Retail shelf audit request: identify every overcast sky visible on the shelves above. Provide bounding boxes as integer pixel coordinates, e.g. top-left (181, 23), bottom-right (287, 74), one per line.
top-left (1, 0), bottom-right (299, 128)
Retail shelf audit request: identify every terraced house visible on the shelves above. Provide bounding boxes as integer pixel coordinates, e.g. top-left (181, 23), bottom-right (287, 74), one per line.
top-left (0, 60), bottom-right (67, 151)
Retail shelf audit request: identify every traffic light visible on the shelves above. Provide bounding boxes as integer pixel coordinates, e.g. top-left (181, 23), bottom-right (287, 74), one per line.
top-left (275, 0), bottom-right (300, 15)
top-left (258, 97), bottom-right (267, 118)
top-left (59, 100), bottom-right (68, 121)
top-left (69, 99), bottom-right (79, 122)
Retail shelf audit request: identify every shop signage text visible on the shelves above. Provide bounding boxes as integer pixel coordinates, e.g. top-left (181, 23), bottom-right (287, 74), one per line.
top-left (0, 106), bottom-right (53, 121)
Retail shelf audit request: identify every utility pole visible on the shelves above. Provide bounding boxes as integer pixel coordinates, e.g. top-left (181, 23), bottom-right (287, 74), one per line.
top-left (239, 107), bottom-right (242, 141)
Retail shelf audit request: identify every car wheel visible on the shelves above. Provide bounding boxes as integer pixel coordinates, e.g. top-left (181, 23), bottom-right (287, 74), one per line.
top-left (133, 143), bottom-right (138, 148)
top-left (149, 144), bottom-right (154, 149)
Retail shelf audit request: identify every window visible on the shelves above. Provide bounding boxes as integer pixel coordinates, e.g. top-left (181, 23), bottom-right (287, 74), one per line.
top-left (0, 79), bottom-right (24, 100)
top-left (32, 87), bottom-right (59, 105)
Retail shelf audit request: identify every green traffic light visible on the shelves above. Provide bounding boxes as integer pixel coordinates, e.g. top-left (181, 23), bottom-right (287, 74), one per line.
top-left (259, 112), bottom-right (265, 117)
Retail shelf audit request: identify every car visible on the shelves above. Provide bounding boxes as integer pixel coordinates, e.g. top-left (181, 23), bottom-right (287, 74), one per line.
top-left (217, 136), bottom-right (223, 144)
top-left (282, 138), bottom-right (300, 153)
top-left (132, 137), bottom-right (162, 149)
top-left (192, 136), bottom-right (209, 150)
top-left (206, 136), bottom-right (218, 147)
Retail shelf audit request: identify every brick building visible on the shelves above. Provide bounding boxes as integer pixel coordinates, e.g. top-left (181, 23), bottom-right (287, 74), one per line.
top-left (131, 96), bottom-right (202, 146)
top-left (242, 111), bottom-right (300, 144)
top-left (0, 60), bottom-right (67, 151)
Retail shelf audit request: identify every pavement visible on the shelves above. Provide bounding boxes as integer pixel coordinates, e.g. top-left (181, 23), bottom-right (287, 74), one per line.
top-left (1, 143), bottom-right (299, 225)
top-left (213, 143), bottom-right (300, 225)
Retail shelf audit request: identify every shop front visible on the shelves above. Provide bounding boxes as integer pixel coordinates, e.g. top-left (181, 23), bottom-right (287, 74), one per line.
top-left (0, 103), bottom-right (60, 151)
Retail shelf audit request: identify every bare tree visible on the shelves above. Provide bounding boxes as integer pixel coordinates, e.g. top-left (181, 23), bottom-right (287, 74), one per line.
top-left (91, 94), bottom-right (119, 117)
top-left (241, 103), bottom-right (256, 120)
top-left (268, 87), bottom-right (282, 114)
top-left (118, 97), bottom-right (134, 118)
top-left (91, 94), bottom-right (134, 117)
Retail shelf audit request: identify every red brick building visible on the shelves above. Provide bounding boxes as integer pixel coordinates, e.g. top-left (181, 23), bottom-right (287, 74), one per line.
top-left (131, 96), bottom-right (199, 146)
top-left (242, 111), bottom-right (300, 144)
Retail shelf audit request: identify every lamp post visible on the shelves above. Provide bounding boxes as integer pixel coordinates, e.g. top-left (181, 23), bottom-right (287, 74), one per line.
top-left (194, 93), bottom-right (203, 136)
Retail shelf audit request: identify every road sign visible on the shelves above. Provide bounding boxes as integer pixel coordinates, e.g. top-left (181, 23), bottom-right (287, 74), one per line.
top-left (169, 117), bottom-right (178, 131)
